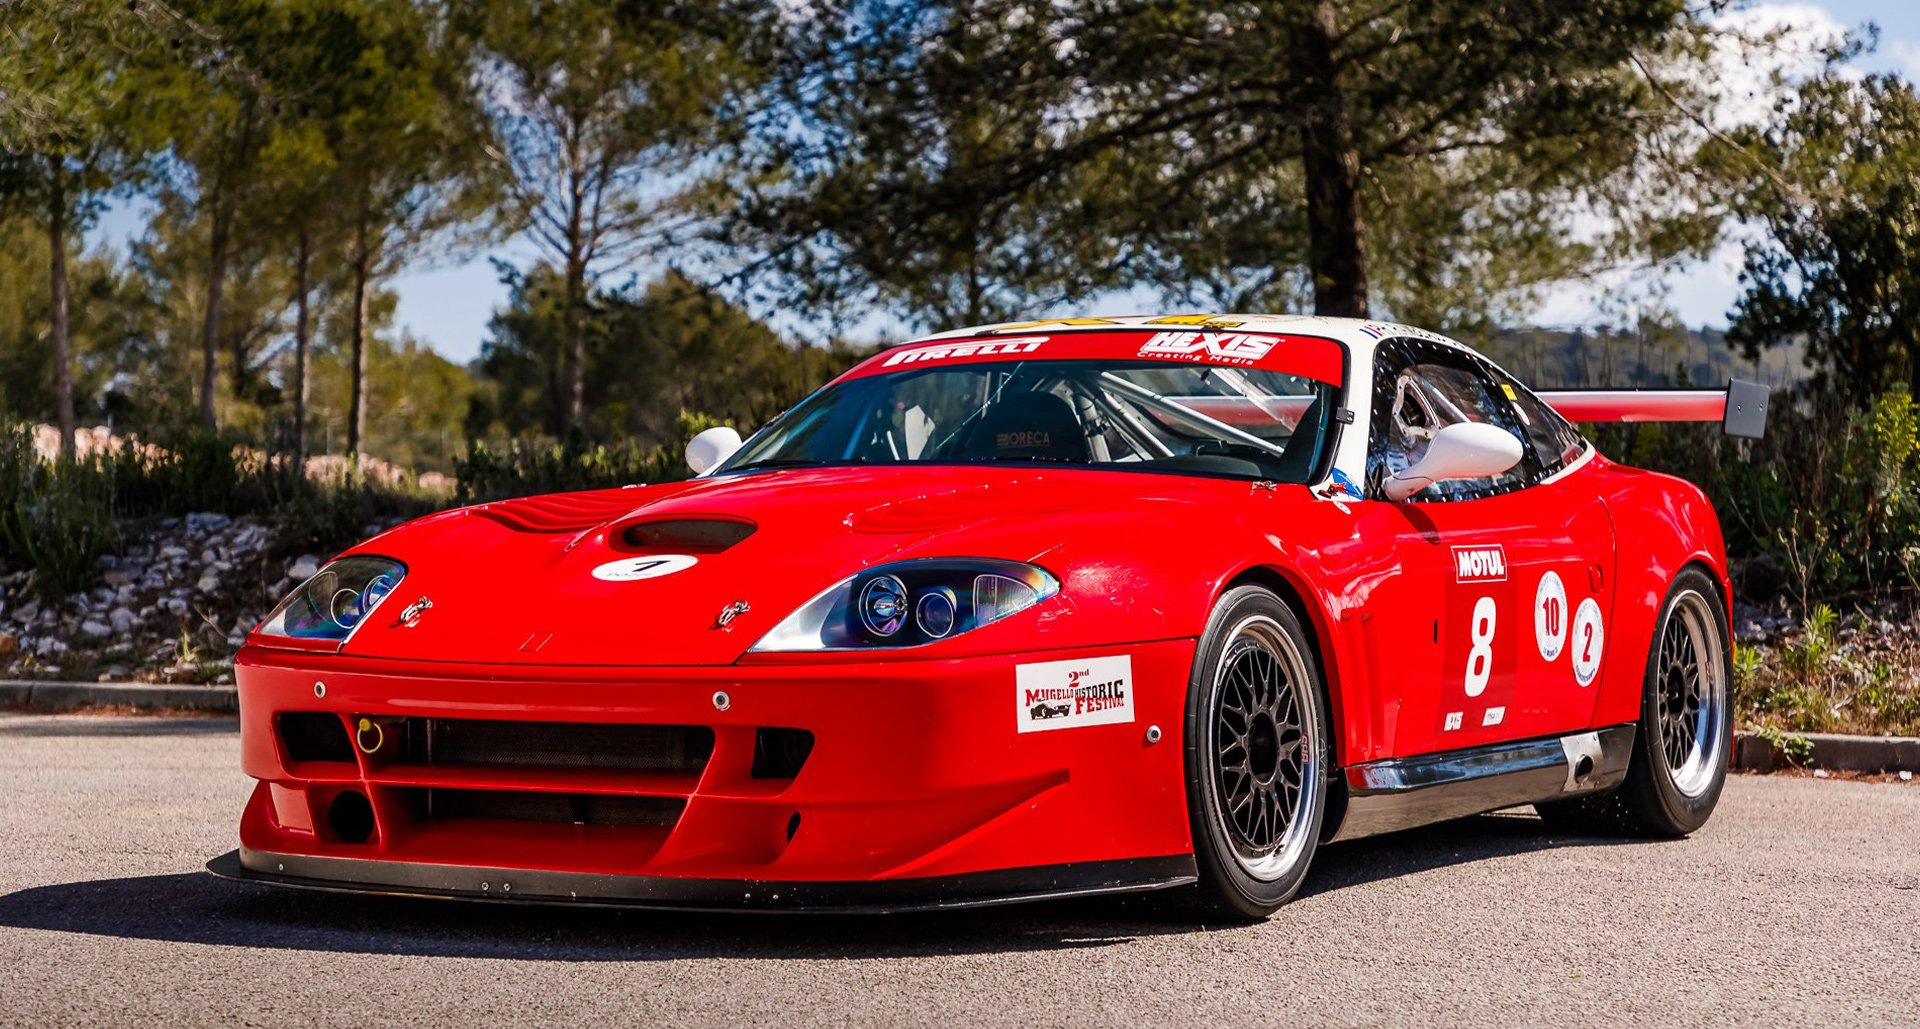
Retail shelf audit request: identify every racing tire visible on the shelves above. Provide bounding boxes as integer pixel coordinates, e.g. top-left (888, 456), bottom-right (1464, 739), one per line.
top-left (1180, 585), bottom-right (1331, 920)
top-left (1536, 567), bottom-right (1732, 837)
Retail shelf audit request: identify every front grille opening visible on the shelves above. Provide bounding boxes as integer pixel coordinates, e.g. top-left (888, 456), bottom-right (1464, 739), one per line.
top-left (421, 788), bottom-right (684, 827)
top-left (404, 719), bottom-right (714, 775)
top-left (751, 728), bottom-right (815, 780)
top-left (327, 789), bottom-right (377, 844)
top-left (279, 712), bottom-right (354, 763)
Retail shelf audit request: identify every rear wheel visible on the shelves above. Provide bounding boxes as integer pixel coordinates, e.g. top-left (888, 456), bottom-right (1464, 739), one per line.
top-left (1181, 586), bottom-right (1329, 920)
top-left (1536, 567), bottom-right (1731, 836)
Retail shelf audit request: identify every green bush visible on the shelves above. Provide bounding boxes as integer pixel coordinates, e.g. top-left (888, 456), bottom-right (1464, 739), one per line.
top-left (1605, 385), bottom-right (1920, 607)
top-left (0, 429), bottom-right (118, 598)
top-left (455, 412), bottom-right (715, 503)
top-left (0, 423), bottom-right (439, 597)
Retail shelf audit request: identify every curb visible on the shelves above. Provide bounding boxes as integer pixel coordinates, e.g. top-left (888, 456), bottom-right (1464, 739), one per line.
top-left (1734, 729), bottom-right (1920, 775)
top-left (0, 680), bottom-right (238, 714)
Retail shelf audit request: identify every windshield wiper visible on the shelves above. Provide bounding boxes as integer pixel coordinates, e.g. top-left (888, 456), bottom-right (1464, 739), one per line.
top-left (726, 457), bottom-right (867, 474)
top-left (725, 458), bottom-right (824, 472)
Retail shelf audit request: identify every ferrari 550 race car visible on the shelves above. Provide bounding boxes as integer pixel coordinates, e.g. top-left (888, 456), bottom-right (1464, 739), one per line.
top-left (209, 314), bottom-right (1769, 918)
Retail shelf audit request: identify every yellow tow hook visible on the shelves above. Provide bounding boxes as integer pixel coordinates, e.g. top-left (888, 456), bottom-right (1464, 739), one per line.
top-left (355, 717), bottom-right (385, 755)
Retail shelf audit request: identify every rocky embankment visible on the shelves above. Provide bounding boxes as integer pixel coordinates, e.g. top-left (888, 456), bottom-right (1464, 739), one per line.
top-left (0, 513), bottom-right (334, 684)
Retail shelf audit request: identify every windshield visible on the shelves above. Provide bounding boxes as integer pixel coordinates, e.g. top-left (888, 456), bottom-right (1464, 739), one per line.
top-left (717, 359), bottom-right (1337, 482)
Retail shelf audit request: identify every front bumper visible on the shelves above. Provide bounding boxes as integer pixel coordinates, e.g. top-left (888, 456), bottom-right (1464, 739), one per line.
top-left (222, 640), bottom-right (1198, 908)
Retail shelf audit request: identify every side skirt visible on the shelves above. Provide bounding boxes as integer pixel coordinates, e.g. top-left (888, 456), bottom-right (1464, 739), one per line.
top-left (1328, 725), bottom-right (1635, 842)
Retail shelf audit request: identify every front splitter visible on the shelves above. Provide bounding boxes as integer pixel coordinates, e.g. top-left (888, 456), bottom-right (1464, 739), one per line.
top-left (207, 848), bottom-right (1197, 914)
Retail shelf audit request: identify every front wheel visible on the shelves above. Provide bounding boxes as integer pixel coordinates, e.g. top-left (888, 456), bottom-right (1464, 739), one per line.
top-left (1181, 586), bottom-right (1330, 920)
top-left (1538, 566), bottom-right (1732, 836)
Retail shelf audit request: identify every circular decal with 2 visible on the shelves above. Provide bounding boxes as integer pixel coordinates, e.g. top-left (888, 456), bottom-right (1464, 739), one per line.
top-left (1570, 597), bottom-right (1605, 686)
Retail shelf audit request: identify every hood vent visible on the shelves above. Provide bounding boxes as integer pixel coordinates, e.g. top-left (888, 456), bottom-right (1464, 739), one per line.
top-left (618, 517), bottom-right (757, 553)
top-left (473, 491), bottom-right (648, 534)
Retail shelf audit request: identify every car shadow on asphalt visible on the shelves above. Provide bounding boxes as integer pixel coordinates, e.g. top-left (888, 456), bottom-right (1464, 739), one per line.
top-left (0, 811), bottom-right (1654, 961)
top-left (0, 716), bottom-right (237, 737)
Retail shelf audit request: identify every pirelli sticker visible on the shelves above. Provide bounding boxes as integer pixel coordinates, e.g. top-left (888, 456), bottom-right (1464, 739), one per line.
top-left (1016, 654), bottom-right (1134, 733)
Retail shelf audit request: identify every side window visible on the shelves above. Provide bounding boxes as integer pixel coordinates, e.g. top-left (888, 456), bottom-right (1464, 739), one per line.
top-left (1488, 367), bottom-right (1588, 472)
top-left (1366, 338), bottom-right (1535, 501)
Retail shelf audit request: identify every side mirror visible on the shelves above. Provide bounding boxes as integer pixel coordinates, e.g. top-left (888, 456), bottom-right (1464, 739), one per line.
top-left (685, 426), bottom-right (743, 475)
top-left (1383, 422), bottom-right (1523, 502)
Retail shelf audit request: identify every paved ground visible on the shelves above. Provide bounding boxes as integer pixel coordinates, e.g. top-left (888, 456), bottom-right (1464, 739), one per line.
top-left (0, 714), bottom-right (1914, 1028)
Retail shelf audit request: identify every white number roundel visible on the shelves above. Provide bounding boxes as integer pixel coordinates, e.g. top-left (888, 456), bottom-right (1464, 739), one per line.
top-left (1464, 596), bottom-right (1497, 697)
top-left (592, 555), bottom-right (699, 582)
top-left (1535, 572), bottom-right (1568, 662)
top-left (1571, 597), bottom-right (1605, 686)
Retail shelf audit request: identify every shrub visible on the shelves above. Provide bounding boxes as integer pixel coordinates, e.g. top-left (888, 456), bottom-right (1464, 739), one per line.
top-left (455, 411), bottom-right (714, 503)
top-left (0, 428), bottom-right (118, 598)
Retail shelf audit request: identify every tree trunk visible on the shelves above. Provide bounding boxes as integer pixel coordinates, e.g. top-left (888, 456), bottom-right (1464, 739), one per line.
top-left (200, 201), bottom-right (229, 430)
top-left (291, 226), bottom-right (312, 474)
top-left (1297, 0), bottom-right (1369, 319)
top-left (563, 255), bottom-right (586, 432)
top-left (47, 162), bottom-right (77, 462)
top-left (347, 222), bottom-right (371, 470)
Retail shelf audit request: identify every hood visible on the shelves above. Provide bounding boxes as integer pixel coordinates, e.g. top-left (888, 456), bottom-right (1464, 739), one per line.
top-left (326, 466), bottom-right (1227, 666)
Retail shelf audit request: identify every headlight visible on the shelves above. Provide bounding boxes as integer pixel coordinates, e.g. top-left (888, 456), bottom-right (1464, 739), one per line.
top-left (750, 558), bottom-right (1059, 652)
top-left (256, 555), bottom-right (407, 642)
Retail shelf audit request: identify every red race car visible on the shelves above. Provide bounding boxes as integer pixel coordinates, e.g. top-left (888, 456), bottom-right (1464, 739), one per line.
top-left (209, 315), bottom-right (1768, 918)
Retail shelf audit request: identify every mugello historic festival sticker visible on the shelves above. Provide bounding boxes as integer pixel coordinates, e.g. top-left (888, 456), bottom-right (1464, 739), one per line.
top-left (592, 555), bottom-right (699, 582)
top-left (1016, 654), bottom-right (1134, 733)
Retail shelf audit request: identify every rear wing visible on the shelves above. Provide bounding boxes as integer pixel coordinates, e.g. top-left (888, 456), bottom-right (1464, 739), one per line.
top-left (1537, 379), bottom-right (1770, 439)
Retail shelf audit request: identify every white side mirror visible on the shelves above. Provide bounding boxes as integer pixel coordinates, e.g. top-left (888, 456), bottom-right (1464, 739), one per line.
top-left (1383, 422), bottom-right (1524, 502)
top-left (685, 426), bottom-right (743, 475)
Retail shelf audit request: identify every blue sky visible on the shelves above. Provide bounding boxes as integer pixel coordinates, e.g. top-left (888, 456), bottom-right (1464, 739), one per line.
top-left (86, 2), bottom-right (1920, 365)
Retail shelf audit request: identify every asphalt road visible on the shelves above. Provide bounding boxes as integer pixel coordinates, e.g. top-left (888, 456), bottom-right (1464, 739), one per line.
top-left (0, 714), bottom-right (1915, 1028)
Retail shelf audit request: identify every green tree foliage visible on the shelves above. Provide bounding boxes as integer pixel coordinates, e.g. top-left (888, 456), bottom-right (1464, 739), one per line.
top-left (1726, 75), bottom-right (1920, 398)
top-left (468, 267), bottom-right (865, 446)
top-left (0, 0), bottom-right (162, 457)
top-left (733, 0), bottom-right (1723, 333)
top-left (464, 0), bottom-right (753, 433)
top-left (319, 0), bottom-right (497, 464)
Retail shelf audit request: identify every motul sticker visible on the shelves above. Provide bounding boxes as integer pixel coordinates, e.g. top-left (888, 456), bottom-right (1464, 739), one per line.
top-left (1452, 545), bottom-right (1507, 583)
top-left (1016, 655), bottom-right (1134, 733)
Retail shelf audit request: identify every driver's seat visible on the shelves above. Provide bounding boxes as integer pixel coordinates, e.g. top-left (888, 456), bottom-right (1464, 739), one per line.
top-left (957, 392), bottom-right (1091, 463)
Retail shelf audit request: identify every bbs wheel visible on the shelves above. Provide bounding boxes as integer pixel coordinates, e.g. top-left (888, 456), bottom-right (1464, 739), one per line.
top-left (1537, 566), bottom-right (1731, 836)
top-left (1182, 585), bottom-right (1329, 920)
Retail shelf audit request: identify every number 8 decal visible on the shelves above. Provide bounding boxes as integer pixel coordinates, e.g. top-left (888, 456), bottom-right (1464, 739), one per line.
top-left (1464, 596), bottom-right (1497, 697)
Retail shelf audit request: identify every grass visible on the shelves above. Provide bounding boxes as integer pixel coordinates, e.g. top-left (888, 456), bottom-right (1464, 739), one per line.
top-left (1735, 603), bottom-right (1920, 738)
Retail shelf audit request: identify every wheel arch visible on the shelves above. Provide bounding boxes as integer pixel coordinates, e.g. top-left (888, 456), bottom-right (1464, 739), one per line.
top-left (1214, 564), bottom-right (1350, 768)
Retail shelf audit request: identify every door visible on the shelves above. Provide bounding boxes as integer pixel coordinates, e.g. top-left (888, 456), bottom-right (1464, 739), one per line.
top-left (1355, 337), bottom-right (1616, 759)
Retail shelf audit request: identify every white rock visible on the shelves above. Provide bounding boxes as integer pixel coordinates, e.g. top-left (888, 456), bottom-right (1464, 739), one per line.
top-left (109, 607), bottom-right (137, 634)
top-left (288, 556), bottom-right (322, 580)
top-left (79, 619), bottom-right (111, 638)
top-left (195, 573), bottom-right (219, 593)
top-left (1900, 771), bottom-right (1913, 782)
top-left (164, 597), bottom-right (189, 617)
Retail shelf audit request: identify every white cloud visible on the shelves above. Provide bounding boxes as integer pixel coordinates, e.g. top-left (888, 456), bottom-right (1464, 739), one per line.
top-left (1888, 38), bottom-right (1920, 81)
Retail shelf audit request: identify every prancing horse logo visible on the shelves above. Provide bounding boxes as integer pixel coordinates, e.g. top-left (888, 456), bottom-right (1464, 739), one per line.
top-left (392, 596), bottom-right (432, 628)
